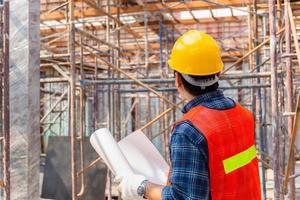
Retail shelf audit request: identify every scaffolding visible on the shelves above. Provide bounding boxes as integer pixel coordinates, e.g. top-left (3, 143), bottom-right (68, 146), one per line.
top-left (38, 0), bottom-right (300, 199)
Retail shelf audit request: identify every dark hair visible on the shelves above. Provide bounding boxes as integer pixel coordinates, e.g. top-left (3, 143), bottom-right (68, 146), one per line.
top-left (176, 72), bottom-right (219, 96)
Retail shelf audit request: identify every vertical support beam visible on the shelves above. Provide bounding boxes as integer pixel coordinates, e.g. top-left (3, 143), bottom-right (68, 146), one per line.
top-left (93, 57), bottom-right (98, 131)
top-left (269, 0), bottom-right (280, 198)
top-left (247, 5), bottom-right (253, 70)
top-left (131, 97), bottom-right (136, 132)
top-left (77, 17), bottom-right (85, 197)
top-left (9, 0), bottom-right (40, 199)
top-left (2, 1), bottom-right (9, 199)
top-left (253, 0), bottom-right (267, 199)
top-left (159, 17), bottom-right (163, 76)
top-left (105, 1), bottom-right (112, 199)
top-left (115, 0), bottom-right (121, 141)
top-left (144, 4), bottom-right (149, 75)
top-left (77, 87), bottom-right (85, 197)
top-left (285, 0), bottom-right (295, 199)
top-left (165, 30), bottom-right (169, 76)
top-left (146, 94), bottom-right (151, 138)
top-left (68, 0), bottom-right (77, 199)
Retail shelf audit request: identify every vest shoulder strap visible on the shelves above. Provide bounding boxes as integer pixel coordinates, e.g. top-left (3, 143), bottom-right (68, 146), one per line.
top-left (175, 103), bottom-right (253, 127)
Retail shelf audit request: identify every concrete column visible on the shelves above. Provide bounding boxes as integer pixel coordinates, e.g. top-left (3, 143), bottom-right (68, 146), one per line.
top-left (9, 0), bottom-right (40, 199)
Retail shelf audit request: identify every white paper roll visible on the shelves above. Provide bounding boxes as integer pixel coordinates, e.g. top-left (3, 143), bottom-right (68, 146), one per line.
top-left (90, 128), bottom-right (133, 177)
top-left (118, 130), bottom-right (169, 185)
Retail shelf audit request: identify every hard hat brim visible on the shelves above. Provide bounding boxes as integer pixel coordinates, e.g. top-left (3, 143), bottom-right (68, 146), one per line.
top-left (168, 59), bottom-right (224, 76)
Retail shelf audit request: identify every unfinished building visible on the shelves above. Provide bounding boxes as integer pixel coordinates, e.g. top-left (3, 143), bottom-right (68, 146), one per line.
top-left (0, 0), bottom-right (299, 199)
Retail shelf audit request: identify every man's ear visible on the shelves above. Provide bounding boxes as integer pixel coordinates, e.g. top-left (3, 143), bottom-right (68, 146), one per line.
top-left (175, 72), bottom-right (182, 88)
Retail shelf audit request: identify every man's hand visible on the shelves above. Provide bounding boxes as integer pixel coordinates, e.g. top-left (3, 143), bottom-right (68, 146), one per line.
top-left (116, 173), bottom-right (146, 200)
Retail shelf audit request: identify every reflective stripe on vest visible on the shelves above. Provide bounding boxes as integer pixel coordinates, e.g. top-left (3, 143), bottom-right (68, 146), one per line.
top-left (223, 145), bottom-right (257, 174)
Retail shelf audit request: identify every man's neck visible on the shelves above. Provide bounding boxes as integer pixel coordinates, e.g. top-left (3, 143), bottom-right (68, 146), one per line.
top-left (185, 93), bottom-right (196, 102)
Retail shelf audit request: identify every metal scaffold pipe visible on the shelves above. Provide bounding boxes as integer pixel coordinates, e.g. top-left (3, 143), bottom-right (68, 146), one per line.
top-left (68, 0), bottom-right (77, 199)
top-left (284, 0), bottom-right (295, 198)
top-left (268, 0), bottom-right (280, 198)
top-left (116, 84), bottom-right (271, 93)
top-left (79, 72), bottom-right (272, 86)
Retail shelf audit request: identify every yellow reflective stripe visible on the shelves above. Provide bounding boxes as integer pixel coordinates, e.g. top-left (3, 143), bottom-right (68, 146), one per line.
top-left (223, 145), bottom-right (257, 174)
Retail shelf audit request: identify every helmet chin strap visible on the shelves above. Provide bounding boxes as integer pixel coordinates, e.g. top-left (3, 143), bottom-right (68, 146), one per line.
top-left (181, 74), bottom-right (219, 89)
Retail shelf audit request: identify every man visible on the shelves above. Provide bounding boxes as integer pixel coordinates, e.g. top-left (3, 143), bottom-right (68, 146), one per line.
top-left (117, 30), bottom-right (261, 200)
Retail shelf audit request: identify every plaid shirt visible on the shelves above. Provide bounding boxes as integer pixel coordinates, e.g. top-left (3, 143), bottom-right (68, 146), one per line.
top-left (162, 90), bottom-right (235, 200)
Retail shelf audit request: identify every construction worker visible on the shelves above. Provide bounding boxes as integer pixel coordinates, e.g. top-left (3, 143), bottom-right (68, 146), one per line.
top-left (116, 30), bottom-right (261, 200)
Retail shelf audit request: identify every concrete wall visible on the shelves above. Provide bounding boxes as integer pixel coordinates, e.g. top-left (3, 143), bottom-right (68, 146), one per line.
top-left (9, 0), bottom-right (40, 199)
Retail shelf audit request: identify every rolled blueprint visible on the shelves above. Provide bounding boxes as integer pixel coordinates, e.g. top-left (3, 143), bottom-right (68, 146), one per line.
top-left (90, 128), bottom-right (133, 177)
top-left (118, 130), bottom-right (169, 185)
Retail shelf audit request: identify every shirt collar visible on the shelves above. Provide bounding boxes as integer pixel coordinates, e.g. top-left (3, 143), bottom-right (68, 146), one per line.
top-left (182, 90), bottom-right (225, 113)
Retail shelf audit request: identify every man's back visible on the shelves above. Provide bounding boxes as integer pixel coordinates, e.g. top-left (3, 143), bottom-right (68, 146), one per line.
top-left (163, 90), bottom-right (261, 200)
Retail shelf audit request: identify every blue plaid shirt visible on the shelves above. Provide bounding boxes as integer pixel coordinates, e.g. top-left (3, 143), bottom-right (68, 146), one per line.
top-left (162, 90), bottom-right (235, 200)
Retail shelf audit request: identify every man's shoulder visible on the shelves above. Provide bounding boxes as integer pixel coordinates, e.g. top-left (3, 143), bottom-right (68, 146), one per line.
top-left (202, 96), bottom-right (236, 110)
top-left (171, 121), bottom-right (207, 147)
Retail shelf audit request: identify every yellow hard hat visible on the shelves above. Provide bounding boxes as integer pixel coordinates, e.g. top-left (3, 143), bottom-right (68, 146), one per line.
top-left (168, 30), bottom-right (224, 76)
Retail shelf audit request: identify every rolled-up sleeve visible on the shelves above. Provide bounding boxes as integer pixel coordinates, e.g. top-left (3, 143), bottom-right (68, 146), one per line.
top-left (161, 122), bottom-right (210, 200)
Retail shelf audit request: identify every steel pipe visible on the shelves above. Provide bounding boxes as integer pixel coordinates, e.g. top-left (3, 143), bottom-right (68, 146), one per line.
top-left (80, 72), bottom-right (272, 86)
top-left (117, 84), bottom-right (271, 93)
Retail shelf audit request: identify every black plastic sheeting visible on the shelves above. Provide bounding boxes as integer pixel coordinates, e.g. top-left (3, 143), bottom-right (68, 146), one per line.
top-left (41, 136), bottom-right (107, 200)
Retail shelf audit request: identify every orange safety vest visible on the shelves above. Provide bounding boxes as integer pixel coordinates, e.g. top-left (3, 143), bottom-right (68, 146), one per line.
top-left (167, 103), bottom-right (261, 200)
